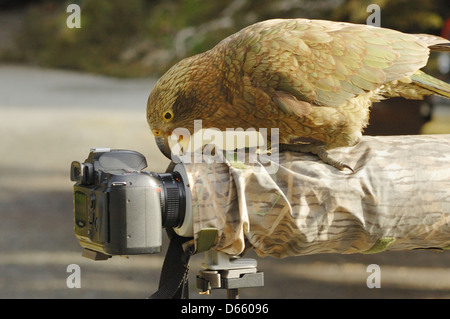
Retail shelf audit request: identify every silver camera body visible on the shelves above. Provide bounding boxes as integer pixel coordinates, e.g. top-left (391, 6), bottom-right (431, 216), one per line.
top-left (70, 148), bottom-right (190, 260)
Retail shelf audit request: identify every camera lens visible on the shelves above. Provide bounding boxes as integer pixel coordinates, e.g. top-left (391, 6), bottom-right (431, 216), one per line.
top-left (155, 172), bottom-right (186, 228)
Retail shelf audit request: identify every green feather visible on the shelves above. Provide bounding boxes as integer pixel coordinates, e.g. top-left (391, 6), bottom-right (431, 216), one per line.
top-left (411, 70), bottom-right (450, 98)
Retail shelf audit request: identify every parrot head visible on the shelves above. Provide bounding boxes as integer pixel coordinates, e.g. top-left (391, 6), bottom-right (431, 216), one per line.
top-left (147, 81), bottom-right (179, 159)
top-left (146, 57), bottom-right (204, 159)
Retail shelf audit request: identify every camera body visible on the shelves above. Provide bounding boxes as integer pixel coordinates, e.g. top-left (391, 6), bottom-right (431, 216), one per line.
top-left (70, 148), bottom-right (190, 260)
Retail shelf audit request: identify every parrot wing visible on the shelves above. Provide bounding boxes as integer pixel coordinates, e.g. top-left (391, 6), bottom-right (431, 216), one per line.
top-left (228, 19), bottom-right (432, 109)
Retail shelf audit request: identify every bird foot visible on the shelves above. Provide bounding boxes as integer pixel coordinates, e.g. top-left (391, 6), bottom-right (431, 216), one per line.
top-left (316, 147), bottom-right (354, 172)
top-left (280, 144), bottom-right (354, 172)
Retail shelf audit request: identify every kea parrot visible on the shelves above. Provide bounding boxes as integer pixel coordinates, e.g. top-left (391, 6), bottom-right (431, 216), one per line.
top-left (147, 18), bottom-right (450, 170)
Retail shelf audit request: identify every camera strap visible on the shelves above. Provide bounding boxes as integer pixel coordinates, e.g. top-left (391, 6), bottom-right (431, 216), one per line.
top-left (149, 230), bottom-right (194, 299)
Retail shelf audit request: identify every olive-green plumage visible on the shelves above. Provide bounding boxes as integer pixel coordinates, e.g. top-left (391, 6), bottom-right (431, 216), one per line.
top-left (147, 18), bottom-right (450, 169)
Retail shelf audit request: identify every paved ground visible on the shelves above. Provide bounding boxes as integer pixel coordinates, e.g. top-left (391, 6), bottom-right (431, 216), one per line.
top-left (1, 64), bottom-right (450, 299)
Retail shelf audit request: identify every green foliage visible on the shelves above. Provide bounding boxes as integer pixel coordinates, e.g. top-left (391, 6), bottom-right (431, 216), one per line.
top-left (13, 0), bottom-right (149, 76)
top-left (5, 0), bottom-right (448, 77)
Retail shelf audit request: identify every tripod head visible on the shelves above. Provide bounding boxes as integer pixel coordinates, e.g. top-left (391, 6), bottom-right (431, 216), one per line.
top-left (196, 251), bottom-right (264, 299)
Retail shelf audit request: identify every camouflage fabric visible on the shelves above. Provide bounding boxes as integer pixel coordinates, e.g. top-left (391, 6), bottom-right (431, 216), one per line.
top-left (181, 135), bottom-right (450, 258)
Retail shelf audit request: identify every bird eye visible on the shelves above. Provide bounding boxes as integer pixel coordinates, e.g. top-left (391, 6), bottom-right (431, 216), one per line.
top-left (163, 111), bottom-right (173, 121)
top-left (153, 129), bottom-right (162, 136)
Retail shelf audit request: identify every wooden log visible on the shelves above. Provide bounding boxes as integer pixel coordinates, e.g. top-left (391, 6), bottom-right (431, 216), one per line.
top-left (179, 134), bottom-right (450, 258)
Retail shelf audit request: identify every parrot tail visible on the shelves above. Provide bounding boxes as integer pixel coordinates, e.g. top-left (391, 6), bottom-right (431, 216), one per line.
top-left (411, 70), bottom-right (450, 99)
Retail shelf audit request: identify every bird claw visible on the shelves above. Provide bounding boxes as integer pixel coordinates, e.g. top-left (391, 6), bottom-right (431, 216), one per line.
top-left (316, 148), bottom-right (354, 173)
top-left (280, 143), bottom-right (354, 172)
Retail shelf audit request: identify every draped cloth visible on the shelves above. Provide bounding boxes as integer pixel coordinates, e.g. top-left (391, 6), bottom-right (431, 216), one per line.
top-left (177, 135), bottom-right (450, 258)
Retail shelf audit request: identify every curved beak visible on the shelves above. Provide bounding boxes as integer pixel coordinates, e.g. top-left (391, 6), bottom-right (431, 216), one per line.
top-left (155, 136), bottom-right (172, 159)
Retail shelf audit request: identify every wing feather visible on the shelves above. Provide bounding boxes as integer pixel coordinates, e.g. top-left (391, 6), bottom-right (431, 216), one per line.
top-left (227, 18), bottom-right (431, 111)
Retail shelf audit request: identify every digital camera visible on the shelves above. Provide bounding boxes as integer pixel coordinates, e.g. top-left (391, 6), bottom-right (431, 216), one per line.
top-left (70, 148), bottom-right (192, 260)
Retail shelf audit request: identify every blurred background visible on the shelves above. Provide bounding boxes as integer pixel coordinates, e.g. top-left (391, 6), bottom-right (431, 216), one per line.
top-left (0, 0), bottom-right (450, 299)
